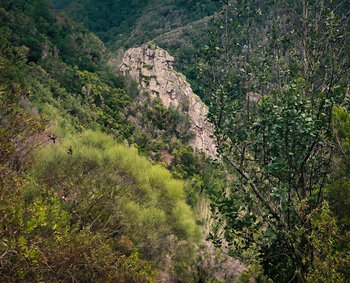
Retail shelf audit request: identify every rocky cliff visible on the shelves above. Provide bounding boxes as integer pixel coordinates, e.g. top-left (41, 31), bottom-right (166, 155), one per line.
top-left (118, 43), bottom-right (217, 158)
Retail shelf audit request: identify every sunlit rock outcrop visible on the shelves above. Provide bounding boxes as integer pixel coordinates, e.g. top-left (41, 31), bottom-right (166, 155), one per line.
top-left (118, 43), bottom-right (217, 158)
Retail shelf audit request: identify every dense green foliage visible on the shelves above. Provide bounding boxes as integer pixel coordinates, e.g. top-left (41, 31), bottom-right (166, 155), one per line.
top-left (53, 0), bottom-right (220, 48)
top-left (0, 1), bottom-right (228, 281)
top-left (2, 0), bottom-right (350, 281)
top-left (0, 0), bottom-right (198, 160)
top-left (0, 43), bottom-right (158, 281)
top-left (200, 0), bottom-right (350, 281)
top-left (33, 130), bottom-right (200, 265)
top-left (326, 106), bottom-right (350, 230)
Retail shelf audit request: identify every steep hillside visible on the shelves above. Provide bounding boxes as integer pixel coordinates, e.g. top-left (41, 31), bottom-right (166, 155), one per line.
top-left (52, 0), bottom-right (220, 49)
top-left (0, 1), bottom-right (242, 281)
top-left (0, 0), bottom-right (217, 162)
top-left (4, 0), bottom-right (349, 282)
top-left (51, 0), bottom-right (221, 96)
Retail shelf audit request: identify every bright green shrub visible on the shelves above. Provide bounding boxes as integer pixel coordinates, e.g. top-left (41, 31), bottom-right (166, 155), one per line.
top-left (164, 179), bottom-right (184, 201)
top-left (172, 201), bottom-right (200, 241)
top-left (303, 202), bottom-right (350, 282)
top-left (33, 130), bottom-right (200, 268)
top-left (326, 106), bottom-right (350, 230)
top-left (120, 201), bottom-right (167, 256)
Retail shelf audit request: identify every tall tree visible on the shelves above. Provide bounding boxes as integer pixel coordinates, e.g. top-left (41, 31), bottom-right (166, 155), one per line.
top-left (200, 0), bottom-right (349, 281)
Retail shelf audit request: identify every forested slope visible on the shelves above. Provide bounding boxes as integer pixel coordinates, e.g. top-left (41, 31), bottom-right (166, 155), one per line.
top-left (52, 0), bottom-right (222, 97)
top-left (1, 0), bottom-right (350, 282)
top-left (52, 0), bottom-right (220, 49)
top-left (0, 1), bottom-right (239, 281)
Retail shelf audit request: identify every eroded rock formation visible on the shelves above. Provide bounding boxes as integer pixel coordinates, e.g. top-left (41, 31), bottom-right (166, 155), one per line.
top-left (118, 43), bottom-right (217, 158)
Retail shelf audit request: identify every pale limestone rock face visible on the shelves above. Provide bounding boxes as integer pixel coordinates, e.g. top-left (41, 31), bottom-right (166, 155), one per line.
top-left (118, 43), bottom-right (217, 158)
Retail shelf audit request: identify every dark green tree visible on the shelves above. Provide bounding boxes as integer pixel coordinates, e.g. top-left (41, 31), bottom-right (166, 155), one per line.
top-left (200, 0), bottom-right (349, 281)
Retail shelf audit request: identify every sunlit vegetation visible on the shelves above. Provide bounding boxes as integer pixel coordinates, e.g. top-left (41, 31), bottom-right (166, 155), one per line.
top-left (1, 0), bottom-right (350, 281)
top-left (0, 1), bottom-right (234, 281)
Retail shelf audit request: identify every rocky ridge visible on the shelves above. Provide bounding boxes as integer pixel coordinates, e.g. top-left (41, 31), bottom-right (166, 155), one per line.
top-left (118, 43), bottom-right (217, 158)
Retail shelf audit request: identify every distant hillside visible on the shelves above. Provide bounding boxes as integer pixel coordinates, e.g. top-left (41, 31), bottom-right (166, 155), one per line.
top-left (52, 0), bottom-right (220, 49)
top-left (50, 0), bottom-right (221, 96)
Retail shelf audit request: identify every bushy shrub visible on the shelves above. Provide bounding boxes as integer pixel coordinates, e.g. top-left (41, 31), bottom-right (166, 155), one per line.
top-left (33, 130), bottom-right (200, 268)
